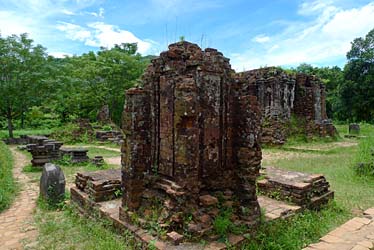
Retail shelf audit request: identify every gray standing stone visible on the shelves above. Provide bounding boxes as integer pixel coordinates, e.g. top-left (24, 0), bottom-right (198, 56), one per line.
top-left (349, 123), bottom-right (360, 135)
top-left (40, 163), bottom-right (66, 204)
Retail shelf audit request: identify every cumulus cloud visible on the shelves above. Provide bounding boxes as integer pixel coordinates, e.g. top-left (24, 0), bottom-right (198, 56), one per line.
top-left (252, 34), bottom-right (270, 43)
top-left (56, 21), bottom-right (153, 54)
top-left (56, 22), bottom-right (92, 41)
top-left (231, 1), bottom-right (374, 71)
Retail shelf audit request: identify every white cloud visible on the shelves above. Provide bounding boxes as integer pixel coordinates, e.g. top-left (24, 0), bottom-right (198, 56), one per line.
top-left (98, 7), bottom-right (104, 17)
top-left (0, 10), bottom-right (45, 40)
top-left (298, 0), bottom-right (336, 16)
top-left (87, 22), bottom-right (152, 54)
top-left (231, 1), bottom-right (374, 71)
top-left (56, 21), bottom-right (153, 54)
top-left (252, 34), bottom-right (270, 43)
top-left (56, 22), bottom-right (92, 41)
top-left (62, 9), bottom-right (76, 15)
top-left (48, 51), bottom-right (73, 58)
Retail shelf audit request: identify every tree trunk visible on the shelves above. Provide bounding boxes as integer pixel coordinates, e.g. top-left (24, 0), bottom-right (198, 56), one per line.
top-left (7, 107), bottom-right (14, 138)
top-left (21, 110), bottom-right (25, 129)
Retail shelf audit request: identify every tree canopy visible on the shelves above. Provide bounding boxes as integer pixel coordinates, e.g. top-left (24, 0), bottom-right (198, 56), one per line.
top-left (1, 28), bottom-right (374, 137)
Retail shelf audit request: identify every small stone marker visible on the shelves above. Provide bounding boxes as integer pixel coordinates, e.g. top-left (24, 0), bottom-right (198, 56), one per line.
top-left (349, 123), bottom-right (360, 135)
top-left (40, 163), bottom-right (65, 204)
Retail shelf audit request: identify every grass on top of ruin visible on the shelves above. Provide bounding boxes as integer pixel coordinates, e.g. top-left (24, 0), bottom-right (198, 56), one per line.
top-left (0, 141), bottom-right (18, 212)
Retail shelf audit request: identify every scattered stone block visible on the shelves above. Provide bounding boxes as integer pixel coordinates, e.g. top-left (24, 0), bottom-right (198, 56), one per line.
top-left (40, 163), bottom-right (65, 204)
top-left (199, 195), bottom-right (218, 207)
top-left (75, 169), bottom-right (121, 202)
top-left (166, 231), bottom-right (183, 245)
top-left (60, 148), bottom-right (89, 163)
top-left (92, 155), bottom-right (104, 167)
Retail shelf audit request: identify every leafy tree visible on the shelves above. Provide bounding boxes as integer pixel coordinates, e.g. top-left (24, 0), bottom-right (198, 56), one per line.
top-left (293, 63), bottom-right (345, 119)
top-left (41, 43), bottom-right (148, 126)
top-left (0, 33), bottom-right (48, 137)
top-left (340, 28), bottom-right (374, 121)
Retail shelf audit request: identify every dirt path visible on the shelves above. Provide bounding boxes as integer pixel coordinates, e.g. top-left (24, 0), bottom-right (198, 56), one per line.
top-left (66, 145), bottom-right (120, 152)
top-left (288, 141), bottom-right (358, 151)
top-left (105, 156), bottom-right (121, 166)
top-left (0, 147), bottom-right (38, 250)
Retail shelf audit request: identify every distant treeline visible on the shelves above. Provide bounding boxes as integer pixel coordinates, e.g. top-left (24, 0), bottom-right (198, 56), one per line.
top-left (1, 29), bottom-right (374, 137)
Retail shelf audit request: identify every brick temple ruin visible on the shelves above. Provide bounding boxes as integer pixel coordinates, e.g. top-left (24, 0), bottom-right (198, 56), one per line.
top-left (236, 67), bottom-right (336, 145)
top-left (70, 41), bottom-right (335, 248)
top-left (120, 41), bottom-right (262, 237)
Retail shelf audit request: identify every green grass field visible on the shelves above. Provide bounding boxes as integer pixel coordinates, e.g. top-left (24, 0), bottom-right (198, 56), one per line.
top-left (3, 123), bottom-right (374, 249)
top-left (0, 141), bottom-right (17, 212)
top-left (243, 123), bottom-right (374, 249)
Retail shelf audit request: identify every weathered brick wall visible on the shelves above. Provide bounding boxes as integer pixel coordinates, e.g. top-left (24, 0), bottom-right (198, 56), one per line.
top-left (293, 73), bottom-right (336, 137)
top-left (121, 41), bottom-right (262, 233)
top-left (236, 68), bottom-right (336, 144)
top-left (235, 67), bottom-right (296, 144)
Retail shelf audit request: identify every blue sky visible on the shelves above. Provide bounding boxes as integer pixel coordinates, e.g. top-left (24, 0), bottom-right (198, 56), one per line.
top-left (1, 0), bottom-right (374, 71)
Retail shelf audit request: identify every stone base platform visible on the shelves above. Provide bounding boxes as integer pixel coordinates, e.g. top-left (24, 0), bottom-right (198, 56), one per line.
top-left (75, 169), bottom-right (121, 202)
top-left (258, 166), bottom-right (334, 209)
top-left (303, 208), bottom-right (374, 250)
top-left (70, 186), bottom-right (302, 250)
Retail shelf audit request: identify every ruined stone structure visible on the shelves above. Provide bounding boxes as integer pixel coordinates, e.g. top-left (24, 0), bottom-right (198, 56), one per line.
top-left (236, 68), bottom-right (336, 144)
top-left (97, 104), bottom-right (111, 124)
top-left (120, 41), bottom-right (262, 238)
top-left (95, 130), bottom-right (123, 144)
top-left (26, 137), bottom-right (63, 167)
top-left (236, 68), bottom-right (296, 144)
top-left (293, 73), bottom-right (336, 138)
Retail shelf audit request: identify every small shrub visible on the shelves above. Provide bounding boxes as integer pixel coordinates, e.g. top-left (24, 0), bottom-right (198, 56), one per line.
top-left (102, 125), bottom-right (113, 131)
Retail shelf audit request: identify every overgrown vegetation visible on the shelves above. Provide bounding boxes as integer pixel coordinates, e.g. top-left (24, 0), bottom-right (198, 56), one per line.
top-left (0, 141), bottom-right (17, 212)
top-left (34, 196), bottom-right (137, 250)
top-left (243, 202), bottom-right (349, 250)
top-left (354, 131), bottom-right (374, 176)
